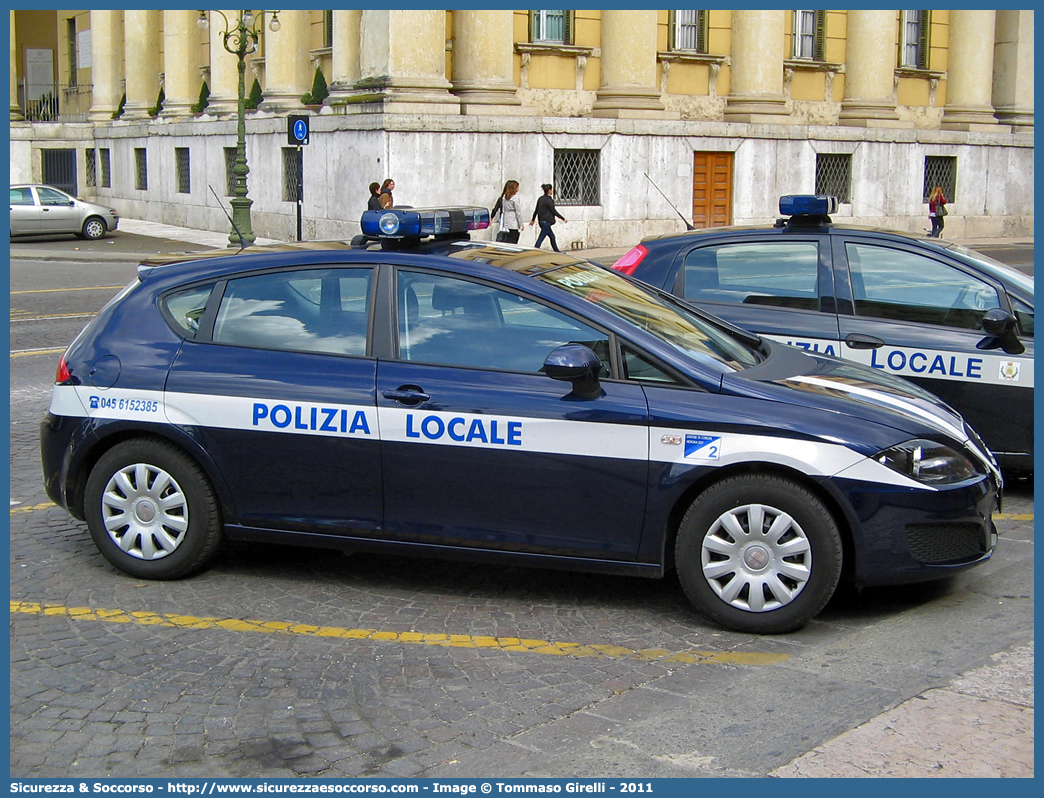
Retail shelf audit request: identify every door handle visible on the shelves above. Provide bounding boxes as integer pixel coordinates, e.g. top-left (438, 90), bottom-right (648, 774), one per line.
top-left (844, 333), bottom-right (885, 350)
top-left (382, 386), bottom-right (430, 405)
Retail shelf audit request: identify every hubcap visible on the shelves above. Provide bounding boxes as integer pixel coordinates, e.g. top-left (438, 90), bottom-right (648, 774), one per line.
top-left (701, 503), bottom-right (812, 613)
top-left (100, 463), bottom-right (188, 560)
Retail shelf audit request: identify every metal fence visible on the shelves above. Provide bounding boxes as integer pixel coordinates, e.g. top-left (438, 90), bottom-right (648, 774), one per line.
top-left (17, 81), bottom-right (92, 122)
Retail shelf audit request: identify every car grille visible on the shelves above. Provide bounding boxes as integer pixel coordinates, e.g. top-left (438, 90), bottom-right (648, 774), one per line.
top-left (906, 523), bottom-right (989, 564)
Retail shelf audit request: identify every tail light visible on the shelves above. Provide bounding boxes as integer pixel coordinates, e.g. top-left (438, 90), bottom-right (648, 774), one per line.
top-left (55, 355), bottom-right (72, 385)
top-left (611, 244), bottom-right (648, 275)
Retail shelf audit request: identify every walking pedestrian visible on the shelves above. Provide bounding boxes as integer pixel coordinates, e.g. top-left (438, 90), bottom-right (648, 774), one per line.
top-left (491, 180), bottom-right (523, 243)
top-left (367, 182), bottom-right (382, 211)
top-left (928, 185), bottom-right (947, 238)
top-left (379, 179), bottom-right (395, 209)
top-left (530, 183), bottom-right (566, 251)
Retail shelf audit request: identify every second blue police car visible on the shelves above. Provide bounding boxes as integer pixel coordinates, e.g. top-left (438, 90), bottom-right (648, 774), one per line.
top-left (41, 206), bottom-right (1001, 634)
top-left (613, 196), bottom-right (1034, 475)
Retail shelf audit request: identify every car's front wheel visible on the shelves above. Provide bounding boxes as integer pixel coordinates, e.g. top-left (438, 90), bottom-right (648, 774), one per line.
top-left (80, 217), bottom-right (107, 240)
top-left (84, 438), bottom-right (222, 579)
top-left (676, 474), bottom-right (842, 634)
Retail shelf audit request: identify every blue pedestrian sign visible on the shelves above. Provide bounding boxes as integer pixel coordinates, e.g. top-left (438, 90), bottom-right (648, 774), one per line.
top-left (287, 114), bottom-right (310, 145)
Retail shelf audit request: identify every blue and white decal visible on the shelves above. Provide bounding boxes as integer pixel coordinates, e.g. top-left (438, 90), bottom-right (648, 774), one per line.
top-left (768, 335), bottom-right (1034, 388)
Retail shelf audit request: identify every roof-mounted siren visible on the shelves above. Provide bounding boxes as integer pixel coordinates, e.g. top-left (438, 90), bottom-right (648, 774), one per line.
top-left (777, 195), bottom-right (838, 228)
top-left (360, 206), bottom-right (490, 244)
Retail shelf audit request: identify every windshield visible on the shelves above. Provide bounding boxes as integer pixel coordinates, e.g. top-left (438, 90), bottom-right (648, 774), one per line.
top-left (947, 244), bottom-right (1034, 298)
top-left (537, 263), bottom-right (761, 371)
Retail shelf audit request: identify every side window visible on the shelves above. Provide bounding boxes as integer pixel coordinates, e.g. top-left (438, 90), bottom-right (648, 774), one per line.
top-left (623, 348), bottom-right (682, 385)
top-left (10, 187), bottom-right (35, 205)
top-left (37, 187), bottom-right (71, 206)
top-left (397, 271), bottom-right (610, 374)
top-left (682, 242), bottom-right (820, 310)
top-left (163, 284), bottom-right (214, 338)
top-left (846, 244), bottom-right (1001, 330)
top-left (213, 267), bottom-right (373, 355)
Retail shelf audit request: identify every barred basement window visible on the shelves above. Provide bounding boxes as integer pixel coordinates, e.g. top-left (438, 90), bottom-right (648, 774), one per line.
top-left (134, 148), bottom-right (148, 191)
top-left (175, 147), bottom-right (191, 194)
top-left (671, 10), bottom-right (708, 53)
top-left (224, 147), bottom-right (238, 196)
top-left (554, 150), bottom-right (600, 206)
top-left (283, 147), bottom-right (303, 202)
top-left (923, 156), bottom-right (956, 203)
top-left (100, 148), bottom-right (111, 188)
top-left (84, 148), bottom-right (97, 188)
top-left (815, 154), bottom-right (851, 203)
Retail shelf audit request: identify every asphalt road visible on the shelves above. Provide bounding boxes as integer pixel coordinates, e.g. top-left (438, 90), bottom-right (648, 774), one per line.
top-left (7, 250), bottom-right (1034, 779)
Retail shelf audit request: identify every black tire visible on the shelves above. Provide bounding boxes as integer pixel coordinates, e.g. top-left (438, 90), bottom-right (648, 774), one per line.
top-left (81, 216), bottom-right (107, 240)
top-left (675, 474), bottom-right (842, 634)
top-left (84, 438), bottom-right (222, 579)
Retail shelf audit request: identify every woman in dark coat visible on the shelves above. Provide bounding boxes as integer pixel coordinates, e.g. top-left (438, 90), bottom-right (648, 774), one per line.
top-left (367, 182), bottom-right (382, 211)
top-left (529, 183), bottom-right (567, 251)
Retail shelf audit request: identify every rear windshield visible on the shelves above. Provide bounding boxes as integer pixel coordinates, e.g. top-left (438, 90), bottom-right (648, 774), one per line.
top-left (537, 263), bottom-right (761, 371)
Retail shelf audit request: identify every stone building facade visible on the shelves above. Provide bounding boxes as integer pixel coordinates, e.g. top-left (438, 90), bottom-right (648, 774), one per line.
top-left (9, 10), bottom-right (1035, 246)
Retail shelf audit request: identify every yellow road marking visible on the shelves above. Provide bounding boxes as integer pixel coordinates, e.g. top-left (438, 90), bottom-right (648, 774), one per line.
top-left (995, 513), bottom-right (1033, 521)
top-left (10, 348), bottom-right (66, 358)
top-left (10, 286), bottom-right (124, 295)
top-left (10, 502), bottom-right (56, 514)
top-left (9, 601), bottom-right (788, 666)
top-left (11, 312), bottom-right (96, 322)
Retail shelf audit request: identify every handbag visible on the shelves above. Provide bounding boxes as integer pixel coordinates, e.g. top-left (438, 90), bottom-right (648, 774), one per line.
top-left (937, 203), bottom-right (948, 216)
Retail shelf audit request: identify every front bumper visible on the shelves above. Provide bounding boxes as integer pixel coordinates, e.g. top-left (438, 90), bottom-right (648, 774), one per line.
top-left (831, 473), bottom-right (998, 586)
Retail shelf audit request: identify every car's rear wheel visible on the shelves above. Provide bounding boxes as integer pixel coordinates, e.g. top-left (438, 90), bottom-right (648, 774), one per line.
top-left (676, 474), bottom-right (842, 634)
top-left (80, 216), bottom-right (107, 240)
top-left (84, 438), bottom-right (222, 579)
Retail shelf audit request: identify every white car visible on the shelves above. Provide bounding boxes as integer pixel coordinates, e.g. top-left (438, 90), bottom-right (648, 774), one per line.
top-left (10, 184), bottom-right (120, 240)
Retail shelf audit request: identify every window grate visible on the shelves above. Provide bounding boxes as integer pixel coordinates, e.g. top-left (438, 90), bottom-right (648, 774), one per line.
top-left (815, 154), bottom-right (851, 203)
top-left (283, 147), bottom-right (303, 202)
top-left (923, 156), bottom-right (956, 202)
top-left (84, 148), bottom-right (97, 188)
top-left (100, 148), bottom-right (111, 188)
top-left (134, 147), bottom-right (148, 191)
top-left (224, 147), bottom-right (238, 197)
top-left (553, 149), bottom-right (600, 206)
top-left (175, 147), bottom-right (191, 195)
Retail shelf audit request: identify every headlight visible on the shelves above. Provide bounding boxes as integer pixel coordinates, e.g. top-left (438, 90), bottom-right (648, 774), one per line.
top-left (875, 439), bottom-right (982, 485)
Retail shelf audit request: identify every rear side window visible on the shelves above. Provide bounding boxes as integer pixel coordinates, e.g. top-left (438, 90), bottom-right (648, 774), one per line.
top-left (846, 244), bottom-right (1001, 330)
top-left (682, 241), bottom-right (820, 310)
top-left (212, 267), bottom-right (373, 356)
top-left (1011, 297), bottom-right (1034, 338)
top-left (164, 284), bottom-right (214, 338)
top-left (9, 187), bottom-right (35, 205)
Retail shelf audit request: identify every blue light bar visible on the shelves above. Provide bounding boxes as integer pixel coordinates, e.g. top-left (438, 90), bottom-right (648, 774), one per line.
top-left (360, 206), bottom-right (491, 239)
top-left (779, 195), bottom-right (839, 217)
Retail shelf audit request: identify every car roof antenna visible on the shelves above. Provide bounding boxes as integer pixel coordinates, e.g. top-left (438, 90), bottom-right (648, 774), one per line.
top-left (208, 185), bottom-right (249, 252)
top-left (644, 173), bottom-right (695, 231)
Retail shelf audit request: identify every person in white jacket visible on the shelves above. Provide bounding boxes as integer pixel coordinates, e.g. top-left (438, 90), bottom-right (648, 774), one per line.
top-left (491, 180), bottom-right (523, 243)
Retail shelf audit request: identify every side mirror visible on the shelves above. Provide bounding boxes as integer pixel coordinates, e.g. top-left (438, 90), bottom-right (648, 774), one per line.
top-left (977, 308), bottom-right (1025, 355)
top-left (543, 344), bottom-right (603, 399)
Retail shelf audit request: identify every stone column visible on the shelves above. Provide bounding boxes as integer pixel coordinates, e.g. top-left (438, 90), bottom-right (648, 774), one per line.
top-left (326, 10), bottom-right (362, 109)
top-left (259, 9), bottom-right (310, 112)
top-left (839, 9), bottom-right (906, 127)
top-left (351, 9), bottom-right (459, 115)
top-left (724, 10), bottom-right (790, 123)
top-left (88, 10), bottom-right (123, 121)
top-left (592, 10), bottom-right (670, 118)
top-left (160, 10), bottom-right (199, 118)
top-left (11, 11), bottom-right (22, 120)
top-left (942, 9), bottom-right (998, 130)
top-left (122, 9), bottom-right (161, 119)
top-left (992, 9), bottom-right (1033, 131)
top-left (205, 10), bottom-right (240, 116)
top-left (451, 9), bottom-right (527, 115)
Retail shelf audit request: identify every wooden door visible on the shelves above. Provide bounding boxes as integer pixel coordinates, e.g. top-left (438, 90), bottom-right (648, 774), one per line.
top-left (692, 152), bottom-right (733, 228)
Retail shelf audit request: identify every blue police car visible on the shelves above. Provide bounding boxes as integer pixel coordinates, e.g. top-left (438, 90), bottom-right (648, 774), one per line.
top-left (613, 196), bottom-right (1034, 475)
top-left (41, 206), bottom-right (1001, 634)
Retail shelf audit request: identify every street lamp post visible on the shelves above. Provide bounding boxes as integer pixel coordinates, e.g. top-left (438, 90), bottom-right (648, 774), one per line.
top-left (197, 10), bottom-right (280, 247)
